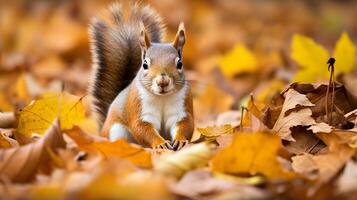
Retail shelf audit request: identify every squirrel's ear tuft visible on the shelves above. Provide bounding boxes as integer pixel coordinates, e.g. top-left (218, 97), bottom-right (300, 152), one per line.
top-left (173, 22), bottom-right (186, 53)
top-left (139, 22), bottom-right (151, 52)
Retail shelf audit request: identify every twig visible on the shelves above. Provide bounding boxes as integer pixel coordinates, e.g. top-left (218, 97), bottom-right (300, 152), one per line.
top-left (240, 106), bottom-right (248, 132)
top-left (325, 58), bottom-right (335, 125)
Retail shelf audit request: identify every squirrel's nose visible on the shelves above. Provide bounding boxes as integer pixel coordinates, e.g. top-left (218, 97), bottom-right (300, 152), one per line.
top-left (157, 80), bottom-right (169, 88)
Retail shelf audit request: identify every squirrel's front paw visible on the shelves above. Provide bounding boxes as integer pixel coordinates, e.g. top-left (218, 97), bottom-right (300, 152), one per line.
top-left (172, 140), bottom-right (189, 151)
top-left (155, 140), bottom-right (173, 150)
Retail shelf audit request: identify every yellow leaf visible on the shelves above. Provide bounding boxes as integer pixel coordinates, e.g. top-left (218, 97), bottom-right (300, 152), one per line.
top-left (291, 34), bottom-right (329, 82)
top-left (219, 44), bottom-right (258, 78)
top-left (17, 92), bottom-right (85, 136)
top-left (333, 32), bottom-right (355, 75)
top-left (291, 33), bottom-right (356, 82)
top-left (91, 139), bottom-right (152, 168)
top-left (196, 124), bottom-right (233, 142)
top-left (212, 132), bottom-right (295, 180)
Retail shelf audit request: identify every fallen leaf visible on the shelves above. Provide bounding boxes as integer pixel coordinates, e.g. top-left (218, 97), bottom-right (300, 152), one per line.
top-left (212, 132), bottom-right (295, 180)
top-left (308, 122), bottom-right (332, 133)
top-left (91, 140), bottom-right (152, 168)
top-left (273, 89), bottom-right (316, 141)
top-left (291, 32), bottom-right (355, 82)
top-left (17, 92), bottom-right (86, 136)
top-left (154, 143), bottom-right (216, 179)
top-left (333, 32), bottom-right (356, 76)
top-left (219, 44), bottom-right (258, 78)
top-left (0, 118), bottom-right (65, 182)
top-left (283, 126), bottom-right (326, 155)
top-left (0, 131), bottom-right (18, 148)
top-left (292, 132), bottom-right (354, 189)
top-left (66, 126), bottom-right (151, 168)
top-left (171, 169), bottom-right (268, 200)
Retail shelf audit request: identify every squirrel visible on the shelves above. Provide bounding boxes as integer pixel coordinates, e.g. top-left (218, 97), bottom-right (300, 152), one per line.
top-left (88, 3), bottom-right (194, 150)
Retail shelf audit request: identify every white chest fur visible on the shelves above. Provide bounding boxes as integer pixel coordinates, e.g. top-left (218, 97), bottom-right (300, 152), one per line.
top-left (136, 79), bottom-right (187, 140)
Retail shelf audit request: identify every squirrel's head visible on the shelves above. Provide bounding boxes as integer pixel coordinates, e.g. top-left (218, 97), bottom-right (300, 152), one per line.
top-left (138, 22), bottom-right (186, 96)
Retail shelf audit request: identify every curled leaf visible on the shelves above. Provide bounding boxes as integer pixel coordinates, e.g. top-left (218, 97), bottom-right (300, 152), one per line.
top-left (154, 143), bottom-right (216, 179)
top-left (0, 118), bottom-right (65, 182)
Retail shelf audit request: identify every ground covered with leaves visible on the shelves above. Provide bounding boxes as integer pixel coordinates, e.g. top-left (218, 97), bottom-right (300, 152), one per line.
top-left (1, 1), bottom-right (357, 200)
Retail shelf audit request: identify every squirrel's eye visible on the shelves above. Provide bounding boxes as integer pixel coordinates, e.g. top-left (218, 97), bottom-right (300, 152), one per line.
top-left (175, 57), bottom-right (183, 70)
top-left (143, 62), bottom-right (148, 70)
top-left (143, 58), bottom-right (150, 70)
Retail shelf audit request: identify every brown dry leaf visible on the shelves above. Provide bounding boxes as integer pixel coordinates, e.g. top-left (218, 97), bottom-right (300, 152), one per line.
top-left (292, 132), bottom-right (354, 188)
top-left (154, 143), bottom-right (216, 179)
top-left (0, 131), bottom-right (18, 148)
top-left (66, 126), bottom-right (151, 168)
top-left (290, 83), bottom-right (357, 127)
top-left (0, 118), bottom-right (65, 182)
top-left (212, 132), bottom-right (295, 180)
top-left (0, 112), bottom-right (16, 128)
top-left (273, 89), bottom-right (316, 141)
top-left (308, 122), bottom-right (332, 134)
top-left (283, 126), bottom-right (326, 155)
top-left (243, 95), bottom-right (269, 132)
top-left (171, 169), bottom-right (268, 200)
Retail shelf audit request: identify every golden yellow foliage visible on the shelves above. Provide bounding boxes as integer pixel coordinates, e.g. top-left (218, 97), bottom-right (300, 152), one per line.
top-left (17, 92), bottom-right (85, 136)
top-left (333, 32), bottom-right (356, 76)
top-left (91, 139), bottom-right (152, 168)
top-left (212, 132), bottom-right (295, 180)
top-left (219, 44), bottom-right (258, 78)
top-left (291, 32), bottom-right (355, 82)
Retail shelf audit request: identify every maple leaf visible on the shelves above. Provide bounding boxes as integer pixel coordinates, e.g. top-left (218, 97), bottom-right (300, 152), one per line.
top-left (291, 32), bottom-right (355, 82)
top-left (219, 44), bottom-right (258, 78)
top-left (17, 92), bottom-right (86, 136)
top-left (211, 132), bottom-right (295, 180)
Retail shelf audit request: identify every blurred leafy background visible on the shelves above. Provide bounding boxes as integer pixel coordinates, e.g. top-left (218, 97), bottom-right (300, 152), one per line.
top-left (1, 0), bottom-right (357, 125)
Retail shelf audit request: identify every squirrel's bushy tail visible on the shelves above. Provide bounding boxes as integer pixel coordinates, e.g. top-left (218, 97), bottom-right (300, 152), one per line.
top-left (89, 3), bottom-right (165, 127)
